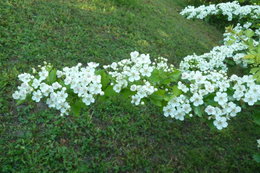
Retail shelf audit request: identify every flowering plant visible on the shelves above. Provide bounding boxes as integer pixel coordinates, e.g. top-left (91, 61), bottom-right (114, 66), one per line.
top-left (13, 1), bottom-right (260, 131)
top-left (180, 1), bottom-right (260, 21)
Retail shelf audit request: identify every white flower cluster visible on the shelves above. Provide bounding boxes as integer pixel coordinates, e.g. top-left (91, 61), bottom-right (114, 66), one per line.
top-left (180, 1), bottom-right (260, 21)
top-left (230, 74), bottom-right (260, 105)
top-left (224, 23), bottom-right (260, 63)
top-left (176, 2), bottom-right (260, 130)
top-left (163, 95), bottom-right (192, 121)
top-left (104, 51), bottom-right (173, 105)
top-left (163, 69), bottom-right (260, 130)
top-left (179, 42), bottom-right (247, 72)
top-left (13, 63), bottom-right (103, 116)
top-left (12, 73), bottom-right (35, 100)
top-left (13, 64), bottom-right (71, 115)
top-left (180, 21), bottom-right (260, 72)
top-left (57, 62), bottom-right (104, 106)
top-left (130, 82), bottom-right (157, 105)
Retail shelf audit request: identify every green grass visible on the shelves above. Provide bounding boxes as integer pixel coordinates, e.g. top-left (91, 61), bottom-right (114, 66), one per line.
top-left (0, 0), bottom-right (259, 172)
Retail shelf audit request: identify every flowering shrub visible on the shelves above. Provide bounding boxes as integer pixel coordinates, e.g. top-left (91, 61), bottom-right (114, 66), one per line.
top-left (13, 1), bottom-right (260, 131)
top-left (13, 62), bottom-right (104, 116)
top-left (180, 1), bottom-right (260, 21)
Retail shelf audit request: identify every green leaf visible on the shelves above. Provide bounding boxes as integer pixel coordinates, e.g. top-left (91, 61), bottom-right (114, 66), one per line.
top-left (204, 93), bottom-right (218, 106)
top-left (172, 85), bottom-right (182, 97)
top-left (151, 89), bottom-right (166, 100)
top-left (120, 88), bottom-right (135, 99)
top-left (226, 39), bottom-right (235, 46)
top-left (16, 99), bottom-right (26, 106)
top-left (253, 154), bottom-right (260, 163)
top-left (194, 106), bottom-right (203, 117)
top-left (171, 70), bottom-right (181, 82)
top-left (149, 69), bottom-right (161, 84)
top-left (150, 89), bottom-right (166, 107)
top-left (245, 29), bottom-right (254, 38)
top-left (253, 111), bottom-right (260, 126)
top-left (150, 98), bottom-right (163, 107)
top-left (47, 69), bottom-right (57, 84)
top-left (246, 38), bottom-right (254, 48)
top-left (104, 85), bottom-right (117, 97)
top-left (163, 93), bottom-right (176, 102)
top-left (225, 59), bottom-right (235, 66)
top-left (158, 70), bottom-right (180, 85)
top-left (96, 70), bottom-right (110, 89)
top-left (250, 68), bottom-right (259, 74)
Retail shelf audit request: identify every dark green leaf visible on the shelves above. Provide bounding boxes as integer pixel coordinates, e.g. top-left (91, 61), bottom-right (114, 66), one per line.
top-left (194, 106), bottom-right (203, 117)
top-left (253, 111), bottom-right (260, 126)
top-left (121, 88), bottom-right (135, 99)
top-left (253, 154), bottom-right (260, 163)
top-left (96, 70), bottom-right (110, 89)
top-left (104, 85), bottom-right (117, 97)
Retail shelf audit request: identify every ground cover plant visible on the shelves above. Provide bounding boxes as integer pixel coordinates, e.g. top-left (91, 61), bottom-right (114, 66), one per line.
top-left (1, 0), bottom-right (260, 172)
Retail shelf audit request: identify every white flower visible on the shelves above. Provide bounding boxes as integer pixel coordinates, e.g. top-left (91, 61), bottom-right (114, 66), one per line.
top-left (225, 102), bottom-right (237, 113)
top-left (214, 92), bottom-right (228, 106)
top-left (82, 95), bottom-right (94, 105)
top-left (39, 69), bottom-right (49, 81)
top-left (130, 85), bottom-right (137, 91)
top-left (32, 90), bottom-right (43, 102)
top-left (130, 51), bottom-right (139, 59)
top-left (32, 79), bottom-right (41, 89)
top-left (12, 91), bottom-right (21, 100)
top-left (178, 81), bottom-right (189, 93)
top-left (113, 84), bottom-right (121, 93)
top-left (213, 116), bottom-right (228, 130)
top-left (56, 70), bottom-right (63, 78)
top-left (128, 71), bottom-right (140, 82)
top-left (18, 73), bottom-right (34, 83)
top-left (140, 65), bottom-right (153, 77)
top-left (87, 62), bottom-right (99, 68)
top-left (182, 104), bottom-right (191, 114)
top-left (40, 83), bottom-right (53, 96)
top-left (111, 62), bottom-right (118, 70)
top-left (163, 106), bottom-right (174, 117)
top-left (229, 106), bottom-right (241, 117)
top-left (52, 82), bottom-right (62, 90)
top-left (131, 95), bottom-right (141, 105)
top-left (243, 92), bottom-right (257, 105)
top-left (257, 139), bottom-right (260, 148)
top-left (190, 93), bottom-right (203, 106)
top-left (205, 106), bottom-right (216, 115)
top-left (175, 110), bottom-right (185, 121)
top-left (205, 83), bottom-right (215, 93)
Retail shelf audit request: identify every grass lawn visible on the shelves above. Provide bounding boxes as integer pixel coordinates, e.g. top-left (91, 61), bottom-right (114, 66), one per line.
top-left (0, 0), bottom-right (259, 172)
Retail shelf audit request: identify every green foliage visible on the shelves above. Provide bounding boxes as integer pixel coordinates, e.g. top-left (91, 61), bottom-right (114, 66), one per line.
top-left (253, 110), bottom-right (260, 126)
top-left (253, 154), bottom-right (260, 163)
top-left (194, 106), bottom-right (203, 117)
top-left (186, 0), bottom-right (260, 6)
top-left (242, 32), bottom-right (260, 82)
top-left (150, 89), bottom-right (167, 107)
top-left (47, 69), bottom-right (57, 84)
top-left (96, 70), bottom-right (110, 90)
top-left (225, 26), bottom-right (260, 82)
top-left (149, 69), bottom-right (181, 86)
top-left (109, 0), bottom-right (139, 7)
